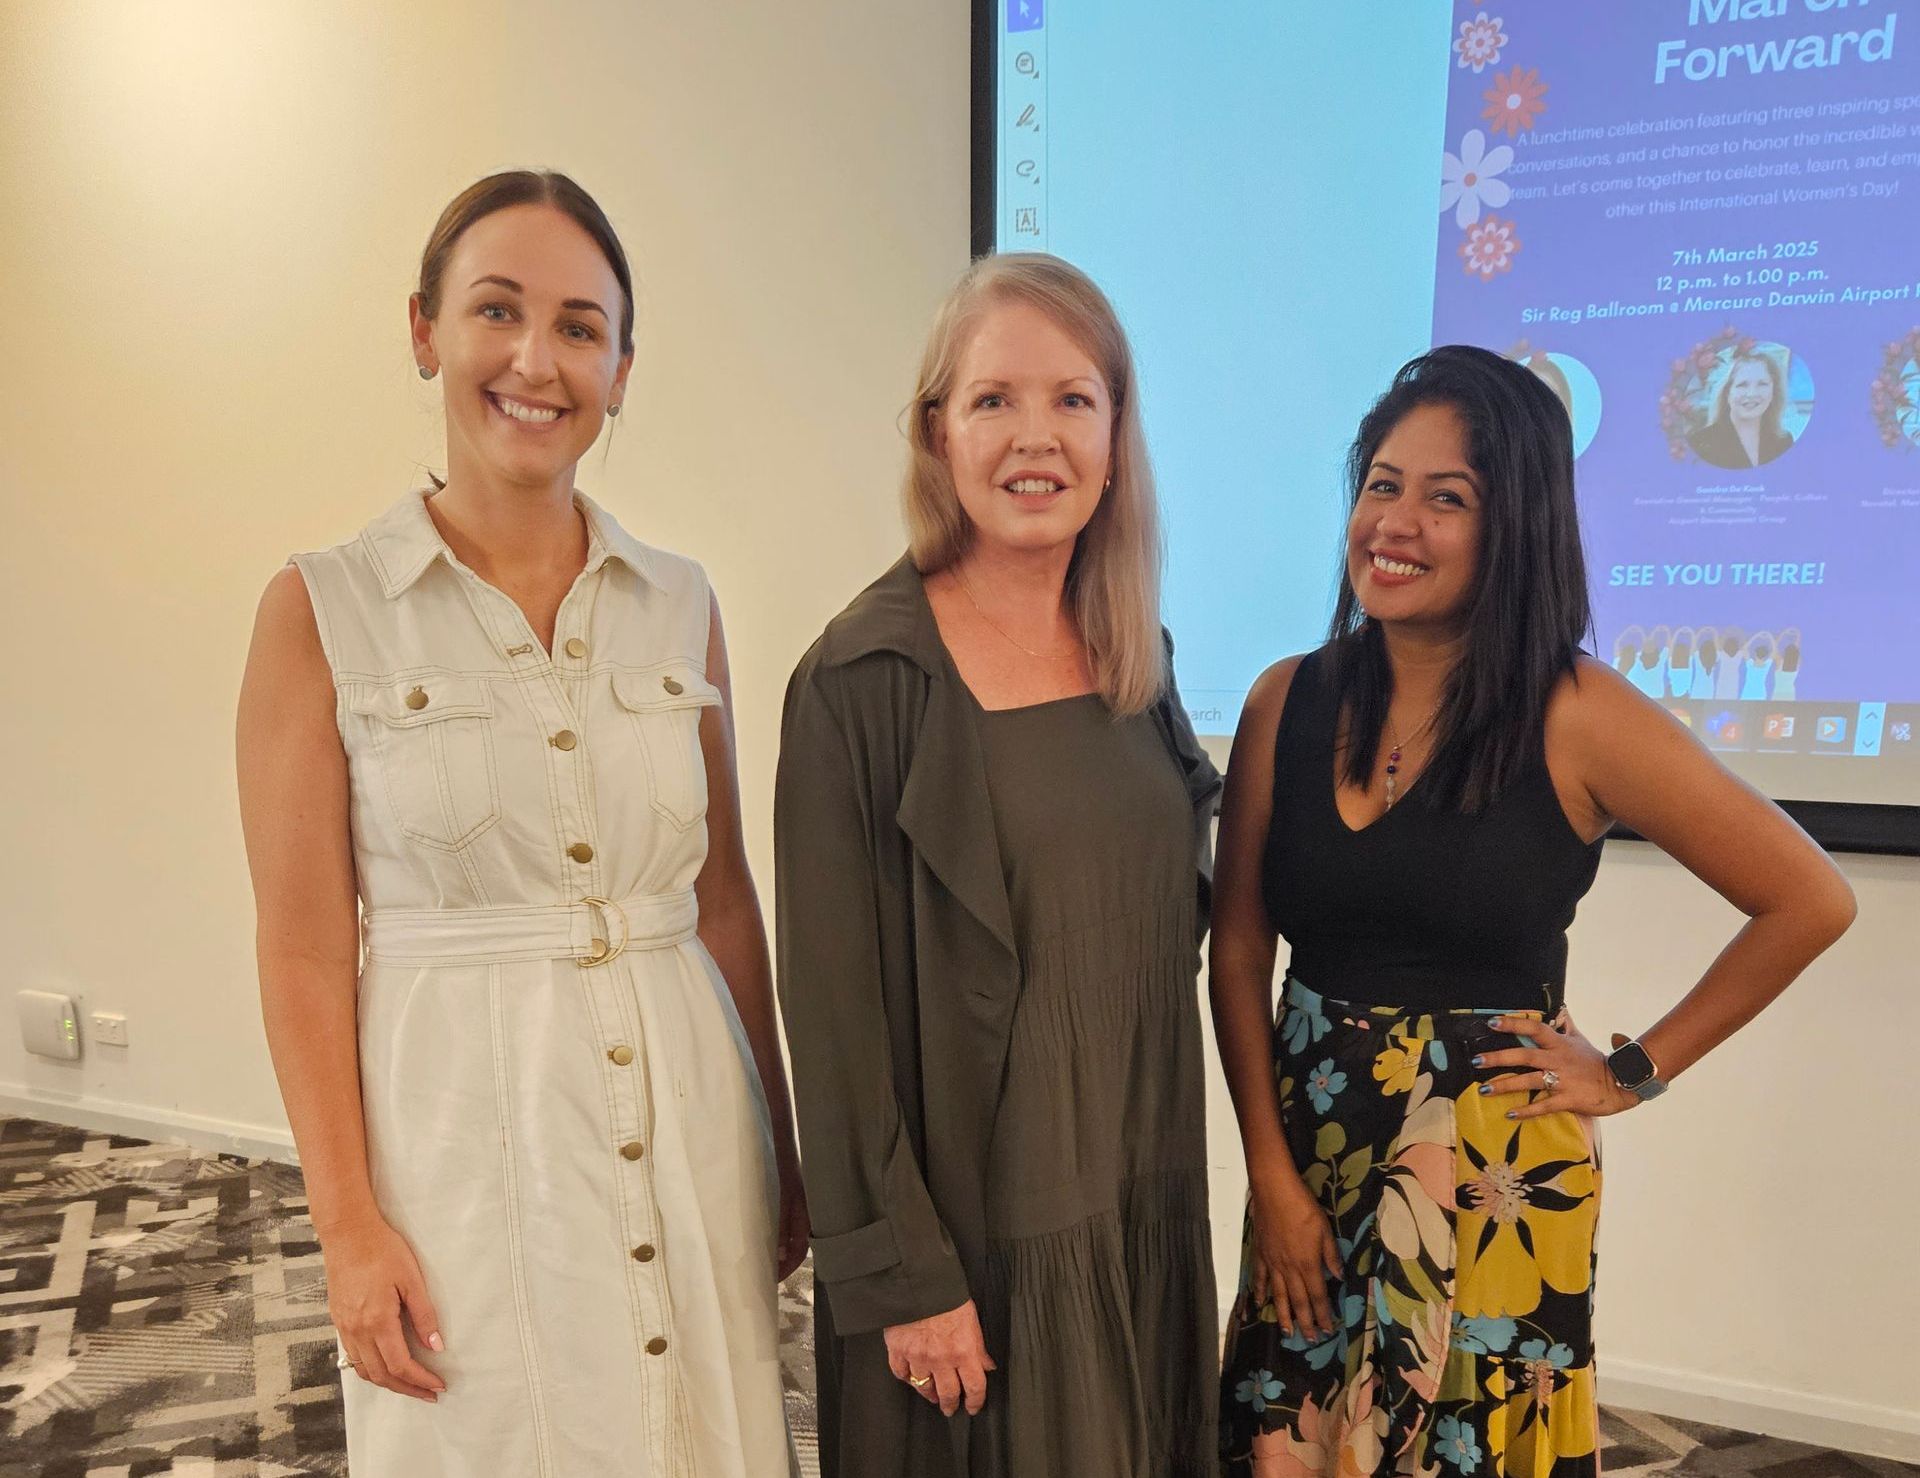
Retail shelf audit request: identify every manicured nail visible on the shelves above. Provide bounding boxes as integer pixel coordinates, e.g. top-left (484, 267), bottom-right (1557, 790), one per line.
top-left (428, 1333), bottom-right (444, 1352)
top-left (1489, 1018), bottom-right (1505, 1029)
top-left (1471, 1055), bottom-right (1485, 1068)
top-left (1478, 1082), bottom-right (1492, 1094)
top-left (1505, 1109), bottom-right (1517, 1119)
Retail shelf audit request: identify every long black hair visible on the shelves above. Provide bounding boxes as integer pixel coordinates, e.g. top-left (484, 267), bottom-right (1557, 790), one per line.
top-left (1327, 344), bottom-right (1593, 812)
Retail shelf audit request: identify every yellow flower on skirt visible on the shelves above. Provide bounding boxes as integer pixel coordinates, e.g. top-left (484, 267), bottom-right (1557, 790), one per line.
top-left (1477, 1360), bottom-right (1599, 1477)
top-left (1452, 1085), bottom-right (1598, 1319)
top-left (1369, 1025), bottom-right (1424, 1096)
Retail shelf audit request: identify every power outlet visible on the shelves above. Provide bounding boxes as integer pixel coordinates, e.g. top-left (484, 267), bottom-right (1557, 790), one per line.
top-left (90, 1011), bottom-right (129, 1048)
top-left (18, 990), bottom-right (81, 1060)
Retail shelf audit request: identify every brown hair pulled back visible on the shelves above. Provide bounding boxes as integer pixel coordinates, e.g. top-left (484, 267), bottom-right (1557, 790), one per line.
top-left (417, 170), bottom-right (635, 355)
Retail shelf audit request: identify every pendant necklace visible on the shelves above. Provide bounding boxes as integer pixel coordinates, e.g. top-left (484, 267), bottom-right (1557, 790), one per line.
top-left (1384, 704), bottom-right (1440, 809)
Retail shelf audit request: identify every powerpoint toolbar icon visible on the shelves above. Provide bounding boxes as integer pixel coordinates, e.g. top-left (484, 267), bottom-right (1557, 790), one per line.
top-left (1007, 0), bottom-right (1043, 31)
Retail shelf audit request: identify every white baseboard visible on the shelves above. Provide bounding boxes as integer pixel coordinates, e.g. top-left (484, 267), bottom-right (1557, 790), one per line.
top-left (0, 1083), bottom-right (296, 1164)
top-left (1600, 1358), bottom-right (1920, 1462)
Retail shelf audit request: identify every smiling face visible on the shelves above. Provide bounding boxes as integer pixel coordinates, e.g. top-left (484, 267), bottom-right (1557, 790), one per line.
top-left (410, 202), bottom-right (632, 493)
top-left (1344, 401), bottom-right (1484, 633)
top-left (1725, 357), bottom-right (1774, 425)
top-left (932, 297), bottom-right (1112, 561)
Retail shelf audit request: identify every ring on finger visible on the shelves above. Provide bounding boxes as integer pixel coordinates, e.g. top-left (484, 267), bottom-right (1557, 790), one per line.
top-left (908, 1373), bottom-right (932, 1389)
top-left (1541, 1069), bottom-right (1561, 1090)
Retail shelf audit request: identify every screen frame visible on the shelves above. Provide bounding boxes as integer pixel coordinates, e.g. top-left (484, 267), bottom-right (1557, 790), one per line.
top-left (968, 0), bottom-right (1918, 858)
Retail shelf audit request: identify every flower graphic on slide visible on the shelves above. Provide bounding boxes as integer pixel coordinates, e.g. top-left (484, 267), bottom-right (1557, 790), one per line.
top-left (1440, 129), bottom-right (1513, 228)
top-left (1868, 327), bottom-right (1920, 449)
top-left (1459, 216), bottom-right (1521, 281)
top-left (1483, 66), bottom-right (1548, 137)
top-left (1454, 12), bottom-right (1508, 73)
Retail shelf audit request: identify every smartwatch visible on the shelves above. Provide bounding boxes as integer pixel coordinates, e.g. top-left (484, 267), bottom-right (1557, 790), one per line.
top-left (1606, 1038), bottom-right (1667, 1101)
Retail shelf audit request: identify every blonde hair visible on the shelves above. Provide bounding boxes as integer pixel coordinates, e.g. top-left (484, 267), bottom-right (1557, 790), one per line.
top-left (1711, 349), bottom-right (1787, 439)
top-left (902, 253), bottom-right (1166, 715)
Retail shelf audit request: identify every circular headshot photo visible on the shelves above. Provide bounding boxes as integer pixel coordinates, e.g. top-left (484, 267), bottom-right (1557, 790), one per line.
top-left (1510, 347), bottom-right (1602, 457)
top-left (1684, 341), bottom-right (1813, 470)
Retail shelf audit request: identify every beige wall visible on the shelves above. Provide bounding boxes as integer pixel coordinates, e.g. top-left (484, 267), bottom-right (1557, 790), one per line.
top-left (0, 0), bottom-right (965, 1142)
top-left (2, 0), bottom-right (1913, 1457)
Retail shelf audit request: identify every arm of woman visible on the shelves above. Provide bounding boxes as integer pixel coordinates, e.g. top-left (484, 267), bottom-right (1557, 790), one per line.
top-left (236, 565), bottom-right (445, 1402)
top-left (692, 591), bottom-right (809, 1282)
top-left (773, 656), bottom-right (988, 1415)
top-left (1208, 657), bottom-right (1340, 1339)
top-left (1482, 657), bottom-right (1856, 1118)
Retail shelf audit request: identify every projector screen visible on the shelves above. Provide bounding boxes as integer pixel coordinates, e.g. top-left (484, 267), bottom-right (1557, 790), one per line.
top-left (981, 1), bottom-right (1920, 849)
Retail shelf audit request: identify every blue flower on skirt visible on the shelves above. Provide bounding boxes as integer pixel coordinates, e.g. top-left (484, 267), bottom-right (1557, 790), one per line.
top-left (1518, 1337), bottom-right (1576, 1368)
top-left (1277, 1320), bottom-right (1346, 1370)
top-left (1305, 1059), bottom-right (1348, 1112)
top-left (1281, 997), bottom-right (1332, 1055)
top-left (1434, 1414), bottom-right (1484, 1473)
top-left (1450, 1313), bottom-right (1518, 1354)
top-left (1233, 1368), bottom-right (1284, 1412)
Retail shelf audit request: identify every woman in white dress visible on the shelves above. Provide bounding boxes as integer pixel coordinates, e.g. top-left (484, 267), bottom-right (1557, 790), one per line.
top-left (237, 171), bottom-right (806, 1476)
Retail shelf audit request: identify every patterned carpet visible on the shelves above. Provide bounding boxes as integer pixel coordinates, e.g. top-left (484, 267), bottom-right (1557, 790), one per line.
top-left (1, 1116), bottom-right (1912, 1478)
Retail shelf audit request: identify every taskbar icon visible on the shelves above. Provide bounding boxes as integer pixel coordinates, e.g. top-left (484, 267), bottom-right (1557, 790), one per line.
top-left (1662, 700), bottom-right (1916, 758)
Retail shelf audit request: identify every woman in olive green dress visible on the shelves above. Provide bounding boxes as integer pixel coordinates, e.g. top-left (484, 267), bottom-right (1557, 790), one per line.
top-left (774, 254), bottom-right (1223, 1477)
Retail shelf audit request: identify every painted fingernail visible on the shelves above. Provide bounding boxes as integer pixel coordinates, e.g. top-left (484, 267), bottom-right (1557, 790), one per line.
top-left (1505, 1109), bottom-right (1517, 1119)
top-left (1489, 1018), bottom-right (1504, 1029)
top-left (1478, 1082), bottom-right (1492, 1094)
top-left (1471, 1055), bottom-right (1485, 1068)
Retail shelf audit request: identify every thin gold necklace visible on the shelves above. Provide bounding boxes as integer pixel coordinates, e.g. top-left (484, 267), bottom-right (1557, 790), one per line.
top-left (954, 566), bottom-right (1080, 661)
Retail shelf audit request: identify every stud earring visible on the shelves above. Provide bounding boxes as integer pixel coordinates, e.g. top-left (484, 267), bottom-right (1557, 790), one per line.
top-left (418, 366), bottom-right (435, 380)
top-left (607, 403), bottom-right (621, 417)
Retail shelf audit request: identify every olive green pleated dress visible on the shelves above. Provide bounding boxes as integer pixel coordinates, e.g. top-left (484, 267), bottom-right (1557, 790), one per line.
top-left (970, 692), bottom-right (1219, 1478)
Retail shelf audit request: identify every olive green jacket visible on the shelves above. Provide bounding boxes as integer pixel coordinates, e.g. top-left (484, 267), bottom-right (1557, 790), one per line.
top-left (773, 557), bottom-right (1222, 1350)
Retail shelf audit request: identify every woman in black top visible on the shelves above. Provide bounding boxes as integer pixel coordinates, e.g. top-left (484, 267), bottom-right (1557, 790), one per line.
top-left (1212, 347), bottom-right (1853, 1477)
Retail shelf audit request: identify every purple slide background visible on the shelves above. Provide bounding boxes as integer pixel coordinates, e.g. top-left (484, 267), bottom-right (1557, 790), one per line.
top-left (1430, 4), bottom-right (1920, 703)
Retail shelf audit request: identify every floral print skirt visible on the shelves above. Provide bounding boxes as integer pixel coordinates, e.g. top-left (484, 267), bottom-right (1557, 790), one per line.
top-left (1220, 979), bottom-right (1600, 1478)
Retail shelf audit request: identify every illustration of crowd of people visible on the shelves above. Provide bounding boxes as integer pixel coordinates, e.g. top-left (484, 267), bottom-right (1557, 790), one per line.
top-left (1611, 624), bottom-right (1802, 702)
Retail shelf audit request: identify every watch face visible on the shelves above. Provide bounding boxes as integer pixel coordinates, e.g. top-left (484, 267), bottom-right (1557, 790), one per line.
top-left (1609, 1040), bottom-right (1657, 1088)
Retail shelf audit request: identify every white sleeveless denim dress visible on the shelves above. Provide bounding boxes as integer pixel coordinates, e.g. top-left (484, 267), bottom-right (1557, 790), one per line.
top-left (292, 489), bottom-right (792, 1477)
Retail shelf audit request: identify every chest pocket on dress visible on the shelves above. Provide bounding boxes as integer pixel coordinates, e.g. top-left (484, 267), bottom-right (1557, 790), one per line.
top-left (613, 664), bottom-right (721, 832)
top-left (348, 677), bottom-right (501, 852)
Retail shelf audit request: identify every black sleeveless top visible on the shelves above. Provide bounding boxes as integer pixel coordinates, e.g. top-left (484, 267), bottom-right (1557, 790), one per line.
top-left (1261, 647), bottom-right (1603, 1013)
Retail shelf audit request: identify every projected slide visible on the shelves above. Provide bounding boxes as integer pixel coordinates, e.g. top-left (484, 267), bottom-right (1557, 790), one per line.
top-left (1431, 4), bottom-right (1919, 771)
top-left (990, 3), bottom-right (1920, 806)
